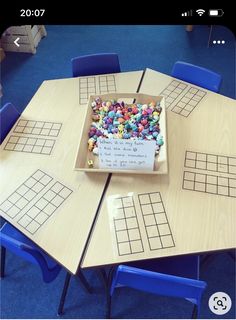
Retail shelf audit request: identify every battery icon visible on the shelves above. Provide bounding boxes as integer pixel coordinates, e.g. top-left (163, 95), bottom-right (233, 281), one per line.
top-left (209, 9), bottom-right (224, 17)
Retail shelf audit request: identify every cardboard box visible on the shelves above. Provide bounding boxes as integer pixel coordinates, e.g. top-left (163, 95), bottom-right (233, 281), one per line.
top-left (74, 93), bottom-right (168, 174)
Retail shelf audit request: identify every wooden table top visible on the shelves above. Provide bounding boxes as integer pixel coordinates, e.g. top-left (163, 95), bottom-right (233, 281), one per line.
top-left (81, 68), bottom-right (236, 269)
top-left (0, 71), bottom-right (144, 274)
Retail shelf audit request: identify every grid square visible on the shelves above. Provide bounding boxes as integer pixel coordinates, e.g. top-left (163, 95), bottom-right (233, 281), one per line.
top-left (14, 144), bottom-right (24, 151)
top-left (206, 184), bottom-right (217, 194)
top-left (149, 237), bottom-right (162, 250)
top-left (44, 140), bottom-right (55, 147)
top-left (122, 197), bottom-right (133, 207)
top-left (32, 170), bottom-right (45, 180)
top-left (229, 179), bottom-right (236, 188)
top-left (49, 130), bottom-right (59, 137)
top-left (6, 206), bottom-right (20, 218)
top-left (124, 207), bottom-right (136, 218)
top-left (139, 194), bottom-right (150, 204)
top-left (8, 192), bottom-right (21, 204)
top-left (24, 177), bottom-right (37, 188)
top-left (184, 171), bottom-right (195, 181)
top-left (27, 138), bottom-right (37, 145)
top-left (26, 221), bottom-right (41, 234)
top-left (32, 146), bottom-right (43, 153)
top-left (35, 212), bottom-right (49, 224)
top-left (218, 177), bottom-right (229, 186)
top-left (206, 175), bottom-right (217, 184)
top-left (152, 202), bottom-right (164, 213)
top-left (35, 122), bottom-right (44, 128)
top-left (183, 180), bottom-right (194, 190)
top-left (161, 235), bottom-right (174, 247)
top-left (35, 139), bottom-right (45, 146)
top-left (59, 187), bottom-right (72, 199)
top-left (116, 230), bottom-right (129, 242)
top-left (18, 215), bottom-right (32, 227)
top-left (52, 123), bottom-right (62, 130)
top-left (5, 143), bottom-right (15, 150)
top-left (16, 185), bottom-right (29, 196)
top-left (195, 182), bottom-right (205, 192)
top-left (196, 161), bottom-right (207, 170)
top-left (51, 195), bottom-right (65, 207)
top-left (158, 224), bottom-right (171, 236)
top-left (130, 240), bottom-right (143, 253)
top-left (229, 166), bottom-right (236, 174)
top-left (126, 217), bottom-right (138, 229)
top-left (41, 129), bottom-right (50, 135)
top-left (32, 182), bottom-right (44, 193)
top-left (144, 215), bottom-right (156, 226)
top-left (218, 156), bottom-right (227, 164)
top-left (44, 203), bottom-right (57, 215)
top-left (9, 136), bottom-right (19, 143)
top-left (229, 188), bottom-right (236, 197)
top-left (23, 127), bottom-right (33, 134)
top-left (27, 206), bottom-right (41, 218)
top-left (180, 110), bottom-right (190, 117)
top-left (40, 175), bottom-right (52, 186)
top-left (141, 204), bottom-right (153, 215)
top-left (185, 159), bottom-right (195, 168)
top-left (23, 145), bottom-right (33, 152)
top-left (207, 154), bottom-right (217, 163)
top-left (149, 193), bottom-right (161, 203)
top-left (218, 186), bottom-right (229, 196)
top-left (31, 128), bottom-right (41, 135)
top-left (195, 174), bottom-right (206, 183)
top-left (207, 162), bottom-right (217, 171)
top-left (15, 197), bottom-right (28, 209)
top-left (115, 208), bottom-right (125, 219)
top-left (24, 189), bottom-right (37, 201)
top-left (41, 147), bottom-right (52, 155)
top-left (112, 198), bottom-right (122, 208)
top-left (43, 190), bottom-right (56, 202)
top-left (118, 242), bottom-right (131, 255)
top-left (36, 198), bottom-right (48, 210)
top-left (218, 164), bottom-right (228, 173)
top-left (196, 153), bottom-right (207, 161)
top-left (146, 225), bottom-right (159, 237)
top-left (51, 182), bottom-right (64, 194)
top-left (114, 219), bottom-right (126, 231)
top-left (128, 228), bottom-right (140, 241)
top-left (44, 123), bottom-right (53, 129)
top-left (229, 158), bottom-right (236, 166)
top-left (155, 213), bottom-right (167, 224)
top-left (0, 200), bottom-right (13, 212)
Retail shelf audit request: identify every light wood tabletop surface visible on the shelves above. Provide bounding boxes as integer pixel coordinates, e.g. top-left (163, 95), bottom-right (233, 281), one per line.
top-left (0, 71), bottom-right (144, 274)
top-left (81, 68), bottom-right (236, 269)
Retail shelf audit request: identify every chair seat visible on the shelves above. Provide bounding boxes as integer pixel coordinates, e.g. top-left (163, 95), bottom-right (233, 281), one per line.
top-left (1, 223), bottom-right (58, 270)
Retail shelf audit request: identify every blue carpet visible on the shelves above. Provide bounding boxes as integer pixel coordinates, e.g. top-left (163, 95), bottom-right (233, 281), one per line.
top-left (1, 25), bottom-right (235, 113)
top-left (0, 25), bottom-right (235, 318)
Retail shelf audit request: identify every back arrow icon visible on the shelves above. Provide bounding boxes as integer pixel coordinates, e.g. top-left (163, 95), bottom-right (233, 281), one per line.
top-left (14, 37), bottom-right (20, 47)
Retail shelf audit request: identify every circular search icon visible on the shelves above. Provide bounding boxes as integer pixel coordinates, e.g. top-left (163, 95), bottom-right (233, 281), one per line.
top-left (208, 292), bottom-right (232, 315)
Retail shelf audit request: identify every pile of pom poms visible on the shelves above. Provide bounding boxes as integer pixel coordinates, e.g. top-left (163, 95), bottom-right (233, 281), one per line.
top-left (87, 97), bottom-right (164, 156)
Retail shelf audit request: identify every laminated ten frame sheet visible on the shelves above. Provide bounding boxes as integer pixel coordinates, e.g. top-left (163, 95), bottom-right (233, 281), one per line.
top-left (159, 80), bottom-right (207, 117)
top-left (4, 119), bottom-right (62, 155)
top-left (79, 75), bottom-right (117, 104)
top-left (183, 151), bottom-right (236, 198)
top-left (0, 170), bottom-right (73, 234)
top-left (109, 192), bottom-right (175, 257)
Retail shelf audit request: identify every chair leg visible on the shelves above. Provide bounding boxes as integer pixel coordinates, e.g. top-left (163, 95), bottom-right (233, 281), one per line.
top-left (97, 268), bottom-right (108, 290)
top-left (77, 270), bottom-right (92, 293)
top-left (0, 246), bottom-right (6, 278)
top-left (57, 272), bottom-right (71, 316)
top-left (191, 305), bottom-right (198, 319)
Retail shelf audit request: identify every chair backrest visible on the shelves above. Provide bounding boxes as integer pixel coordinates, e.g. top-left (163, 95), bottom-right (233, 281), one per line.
top-left (171, 61), bottom-right (222, 93)
top-left (0, 102), bottom-right (20, 144)
top-left (0, 223), bottom-right (61, 283)
top-left (111, 265), bottom-right (207, 307)
top-left (71, 53), bottom-right (121, 77)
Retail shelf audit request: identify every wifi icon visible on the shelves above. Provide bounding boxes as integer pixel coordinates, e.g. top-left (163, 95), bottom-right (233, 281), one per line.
top-left (196, 9), bottom-right (205, 16)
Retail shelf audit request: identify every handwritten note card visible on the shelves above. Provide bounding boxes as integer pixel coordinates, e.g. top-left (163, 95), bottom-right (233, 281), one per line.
top-left (98, 138), bottom-right (156, 171)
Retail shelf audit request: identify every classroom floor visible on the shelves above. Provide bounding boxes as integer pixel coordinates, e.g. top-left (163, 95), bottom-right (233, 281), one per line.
top-left (0, 25), bottom-right (235, 319)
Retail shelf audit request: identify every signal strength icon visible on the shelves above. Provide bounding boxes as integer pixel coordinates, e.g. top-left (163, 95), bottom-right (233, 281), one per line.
top-left (181, 10), bottom-right (192, 16)
top-left (196, 9), bottom-right (205, 16)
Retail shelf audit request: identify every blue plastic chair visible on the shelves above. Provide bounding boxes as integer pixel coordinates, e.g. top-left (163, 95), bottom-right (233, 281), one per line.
top-left (71, 53), bottom-right (121, 77)
top-left (0, 222), bottom-right (92, 315)
top-left (0, 102), bottom-right (20, 144)
top-left (107, 256), bottom-right (207, 318)
top-left (171, 61), bottom-right (222, 93)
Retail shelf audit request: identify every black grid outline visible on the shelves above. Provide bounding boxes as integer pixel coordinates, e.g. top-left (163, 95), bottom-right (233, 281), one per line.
top-left (4, 135), bottom-right (56, 155)
top-left (0, 170), bottom-right (53, 219)
top-left (171, 87), bottom-right (206, 117)
top-left (182, 171), bottom-right (236, 198)
top-left (185, 151), bottom-right (236, 175)
top-left (138, 192), bottom-right (175, 251)
top-left (17, 181), bottom-right (73, 234)
top-left (113, 195), bottom-right (144, 256)
top-left (98, 75), bottom-right (117, 94)
top-left (79, 77), bottom-right (96, 104)
top-left (14, 120), bottom-right (62, 137)
top-left (159, 80), bottom-right (188, 109)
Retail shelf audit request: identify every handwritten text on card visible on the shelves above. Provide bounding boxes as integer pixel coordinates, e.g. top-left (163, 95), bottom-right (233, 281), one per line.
top-left (98, 138), bottom-right (156, 171)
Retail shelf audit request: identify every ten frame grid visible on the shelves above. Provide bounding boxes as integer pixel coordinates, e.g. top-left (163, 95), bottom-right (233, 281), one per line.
top-left (79, 77), bottom-right (96, 105)
top-left (171, 87), bottom-right (206, 117)
top-left (4, 135), bottom-right (56, 155)
top-left (159, 80), bottom-right (188, 109)
top-left (98, 75), bottom-right (116, 94)
top-left (14, 119), bottom-right (62, 137)
top-left (113, 195), bottom-right (144, 256)
top-left (138, 192), bottom-right (175, 251)
top-left (183, 171), bottom-right (236, 198)
top-left (185, 151), bottom-right (236, 175)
